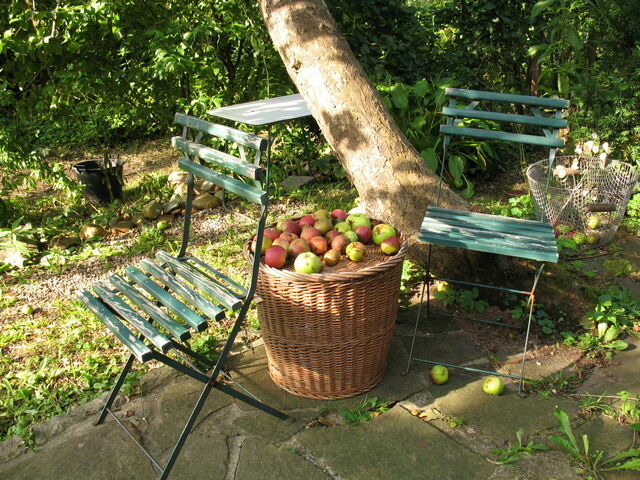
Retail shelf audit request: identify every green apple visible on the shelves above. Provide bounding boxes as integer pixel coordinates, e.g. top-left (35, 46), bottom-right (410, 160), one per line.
top-left (429, 365), bottom-right (449, 385)
top-left (372, 223), bottom-right (397, 245)
top-left (482, 376), bottom-right (504, 396)
top-left (334, 221), bottom-right (352, 233)
top-left (346, 213), bottom-right (371, 229)
top-left (573, 233), bottom-right (587, 245)
top-left (586, 215), bottom-right (600, 229)
top-left (556, 224), bottom-right (572, 235)
top-left (344, 230), bottom-right (359, 243)
top-left (294, 252), bottom-right (322, 274)
top-left (345, 241), bottom-right (366, 262)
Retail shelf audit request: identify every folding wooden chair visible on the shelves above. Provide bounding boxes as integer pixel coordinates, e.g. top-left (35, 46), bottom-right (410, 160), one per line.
top-left (405, 88), bottom-right (569, 393)
top-left (78, 113), bottom-right (286, 479)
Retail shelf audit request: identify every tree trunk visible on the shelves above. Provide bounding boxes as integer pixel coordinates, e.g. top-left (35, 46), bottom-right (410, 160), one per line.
top-left (258, 0), bottom-right (468, 242)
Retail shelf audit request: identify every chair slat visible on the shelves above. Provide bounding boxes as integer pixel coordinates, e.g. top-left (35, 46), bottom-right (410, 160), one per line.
top-left (138, 259), bottom-right (226, 321)
top-left (77, 290), bottom-right (153, 363)
top-left (157, 251), bottom-right (243, 311)
top-left (439, 125), bottom-right (565, 147)
top-left (125, 266), bottom-right (208, 332)
top-left (109, 274), bottom-right (191, 342)
top-left (185, 255), bottom-right (247, 296)
top-left (174, 113), bottom-right (267, 151)
top-left (445, 88), bottom-right (570, 109)
top-left (419, 209), bottom-right (558, 263)
top-left (171, 137), bottom-right (264, 181)
top-left (92, 284), bottom-right (173, 353)
top-left (178, 157), bottom-right (267, 205)
top-left (442, 107), bottom-right (567, 129)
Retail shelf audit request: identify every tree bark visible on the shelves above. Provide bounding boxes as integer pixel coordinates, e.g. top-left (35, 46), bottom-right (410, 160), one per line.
top-left (258, 0), bottom-right (468, 242)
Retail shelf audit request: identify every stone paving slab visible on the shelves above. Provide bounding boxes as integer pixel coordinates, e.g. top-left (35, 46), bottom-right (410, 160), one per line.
top-left (291, 405), bottom-right (496, 480)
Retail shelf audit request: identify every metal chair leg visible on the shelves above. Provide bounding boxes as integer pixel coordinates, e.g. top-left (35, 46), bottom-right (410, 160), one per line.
top-left (96, 353), bottom-right (136, 425)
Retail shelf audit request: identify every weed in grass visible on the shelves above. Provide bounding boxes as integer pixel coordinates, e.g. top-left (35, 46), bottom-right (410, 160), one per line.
top-left (491, 428), bottom-right (549, 464)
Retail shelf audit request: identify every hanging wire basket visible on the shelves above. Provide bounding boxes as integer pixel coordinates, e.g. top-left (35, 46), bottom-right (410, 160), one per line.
top-left (527, 155), bottom-right (638, 246)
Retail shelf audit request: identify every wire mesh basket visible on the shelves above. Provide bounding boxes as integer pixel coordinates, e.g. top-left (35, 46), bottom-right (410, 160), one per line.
top-left (527, 156), bottom-right (638, 246)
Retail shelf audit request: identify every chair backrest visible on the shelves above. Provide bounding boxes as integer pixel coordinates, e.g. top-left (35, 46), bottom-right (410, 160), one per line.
top-left (171, 113), bottom-right (270, 294)
top-left (440, 87), bottom-right (569, 167)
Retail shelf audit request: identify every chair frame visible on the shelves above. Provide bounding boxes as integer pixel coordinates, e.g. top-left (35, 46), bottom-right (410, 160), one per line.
top-left (78, 113), bottom-right (286, 479)
top-left (405, 88), bottom-right (569, 393)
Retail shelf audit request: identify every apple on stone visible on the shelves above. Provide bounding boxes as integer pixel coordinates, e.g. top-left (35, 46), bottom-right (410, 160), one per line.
top-left (264, 245), bottom-right (287, 269)
top-left (372, 223), bottom-right (397, 245)
top-left (288, 238), bottom-right (310, 257)
top-left (294, 252), bottom-right (322, 274)
top-left (482, 376), bottom-right (504, 396)
top-left (380, 236), bottom-right (401, 255)
top-left (429, 365), bottom-right (449, 385)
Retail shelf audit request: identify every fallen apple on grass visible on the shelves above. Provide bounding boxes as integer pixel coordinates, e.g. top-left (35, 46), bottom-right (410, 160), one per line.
top-left (482, 376), bottom-right (505, 396)
top-left (429, 365), bottom-right (449, 385)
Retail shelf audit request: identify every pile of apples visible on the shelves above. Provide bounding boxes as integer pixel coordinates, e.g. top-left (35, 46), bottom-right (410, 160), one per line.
top-left (250, 208), bottom-right (402, 274)
top-left (553, 214), bottom-right (602, 246)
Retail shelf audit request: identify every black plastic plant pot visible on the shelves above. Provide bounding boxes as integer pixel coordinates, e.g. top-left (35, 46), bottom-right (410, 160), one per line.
top-left (72, 158), bottom-right (123, 203)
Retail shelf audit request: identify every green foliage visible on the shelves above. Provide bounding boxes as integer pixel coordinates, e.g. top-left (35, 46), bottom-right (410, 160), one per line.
top-left (433, 283), bottom-right (488, 314)
top-left (339, 397), bottom-right (390, 426)
top-left (399, 260), bottom-right (425, 309)
top-left (491, 428), bottom-right (549, 464)
top-left (602, 258), bottom-right (634, 277)
top-left (583, 287), bottom-right (640, 332)
top-left (549, 409), bottom-right (640, 477)
top-left (509, 297), bottom-right (561, 335)
top-left (494, 194), bottom-right (536, 219)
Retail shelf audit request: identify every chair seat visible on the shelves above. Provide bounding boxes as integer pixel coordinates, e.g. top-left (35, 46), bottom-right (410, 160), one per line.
top-left (419, 207), bottom-right (559, 263)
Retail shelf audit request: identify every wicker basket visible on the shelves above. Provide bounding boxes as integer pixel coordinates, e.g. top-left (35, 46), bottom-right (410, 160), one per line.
top-left (244, 225), bottom-right (408, 399)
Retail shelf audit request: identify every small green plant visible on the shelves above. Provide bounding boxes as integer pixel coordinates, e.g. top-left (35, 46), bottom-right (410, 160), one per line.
top-left (399, 260), bottom-right (426, 308)
top-left (564, 260), bottom-right (597, 278)
top-left (433, 282), bottom-right (488, 314)
top-left (339, 397), bottom-right (390, 426)
top-left (583, 287), bottom-right (640, 332)
top-left (603, 258), bottom-right (634, 277)
top-left (509, 298), bottom-right (560, 335)
top-left (495, 194), bottom-right (535, 220)
top-left (549, 409), bottom-right (640, 478)
top-left (491, 428), bottom-right (549, 464)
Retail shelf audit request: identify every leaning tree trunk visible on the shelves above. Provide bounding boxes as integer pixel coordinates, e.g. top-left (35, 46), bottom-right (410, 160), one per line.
top-left (258, 0), bottom-right (468, 242)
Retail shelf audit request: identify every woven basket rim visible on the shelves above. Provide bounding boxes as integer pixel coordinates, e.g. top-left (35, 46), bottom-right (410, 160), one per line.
top-left (243, 220), bottom-right (408, 283)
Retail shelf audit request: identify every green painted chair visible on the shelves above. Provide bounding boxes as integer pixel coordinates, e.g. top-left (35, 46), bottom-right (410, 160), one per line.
top-left (78, 113), bottom-right (286, 479)
top-left (405, 88), bottom-right (570, 392)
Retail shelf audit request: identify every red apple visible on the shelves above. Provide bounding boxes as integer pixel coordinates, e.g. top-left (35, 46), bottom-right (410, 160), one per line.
top-left (330, 234), bottom-right (351, 253)
top-left (281, 219), bottom-right (301, 236)
top-left (298, 215), bottom-right (316, 228)
top-left (264, 245), bottom-right (287, 269)
top-left (331, 209), bottom-right (348, 221)
top-left (288, 238), bottom-right (310, 257)
top-left (279, 232), bottom-right (298, 243)
top-left (301, 227), bottom-right (322, 242)
top-left (308, 236), bottom-right (328, 255)
top-left (263, 227), bottom-right (282, 242)
top-left (272, 238), bottom-right (290, 251)
top-left (354, 225), bottom-right (372, 244)
top-left (380, 236), bottom-right (401, 255)
top-left (325, 230), bottom-right (340, 243)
